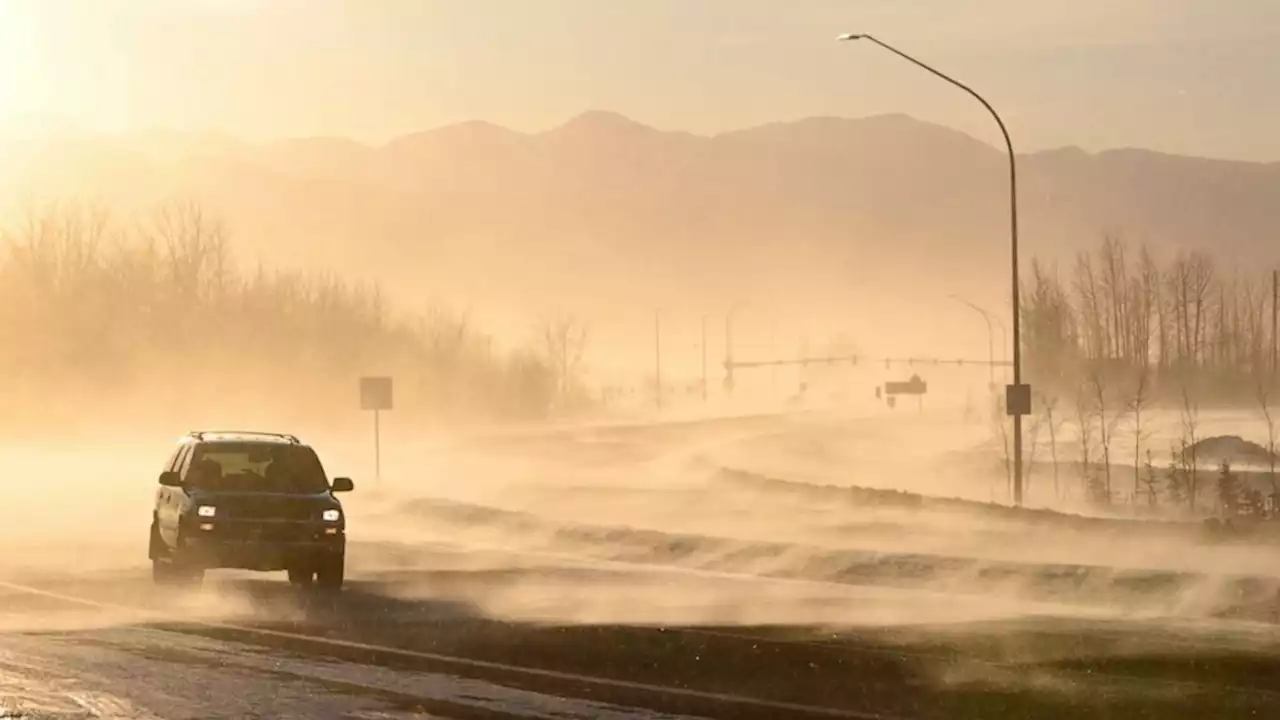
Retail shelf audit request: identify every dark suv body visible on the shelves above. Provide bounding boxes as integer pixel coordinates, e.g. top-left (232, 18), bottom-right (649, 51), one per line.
top-left (149, 431), bottom-right (354, 591)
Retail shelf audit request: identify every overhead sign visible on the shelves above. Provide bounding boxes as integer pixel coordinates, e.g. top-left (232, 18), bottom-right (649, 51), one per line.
top-left (884, 374), bottom-right (927, 396)
top-left (360, 376), bottom-right (393, 411)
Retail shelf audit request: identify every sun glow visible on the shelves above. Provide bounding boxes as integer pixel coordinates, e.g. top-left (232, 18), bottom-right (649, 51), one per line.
top-left (0, 2), bottom-right (40, 126)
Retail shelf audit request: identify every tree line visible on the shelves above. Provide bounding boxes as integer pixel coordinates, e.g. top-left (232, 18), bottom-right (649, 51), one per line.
top-left (0, 202), bottom-right (590, 431)
top-left (1014, 235), bottom-right (1279, 512)
top-left (1023, 235), bottom-right (1278, 395)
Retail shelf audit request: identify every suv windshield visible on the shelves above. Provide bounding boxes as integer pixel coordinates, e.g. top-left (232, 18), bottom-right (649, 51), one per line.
top-left (188, 443), bottom-right (329, 494)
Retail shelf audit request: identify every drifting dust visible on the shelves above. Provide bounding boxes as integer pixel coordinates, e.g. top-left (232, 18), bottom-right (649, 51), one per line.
top-left (326, 407), bottom-right (1280, 632)
top-left (3, 404), bottom-right (1279, 642)
top-left (0, 579), bottom-right (263, 634)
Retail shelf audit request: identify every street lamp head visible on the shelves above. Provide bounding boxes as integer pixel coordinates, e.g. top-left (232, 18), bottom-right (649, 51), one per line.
top-left (837, 33), bottom-right (867, 41)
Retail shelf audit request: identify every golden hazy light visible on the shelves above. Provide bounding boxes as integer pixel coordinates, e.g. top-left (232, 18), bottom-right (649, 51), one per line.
top-left (0, 3), bottom-right (37, 118)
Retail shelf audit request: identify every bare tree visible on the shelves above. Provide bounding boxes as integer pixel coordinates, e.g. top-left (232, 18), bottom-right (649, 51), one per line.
top-left (1074, 252), bottom-right (1105, 361)
top-left (1243, 277), bottom-right (1268, 376)
top-left (1037, 391), bottom-right (1064, 501)
top-left (1127, 366), bottom-right (1152, 505)
top-left (1023, 261), bottom-right (1077, 384)
top-left (1098, 234), bottom-right (1128, 360)
top-left (1144, 247), bottom-right (1171, 370)
top-left (1180, 384), bottom-right (1203, 512)
top-left (1024, 406), bottom-right (1046, 502)
top-left (540, 314), bottom-right (590, 407)
top-left (1166, 253), bottom-right (1193, 366)
top-left (1088, 366), bottom-right (1125, 505)
top-left (1166, 444), bottom-right (1188, 509)
top-left (993, 393), bottom-right (1013, 501)
top-left (1136, 244), bottom-right (1159, 369)
top-left (1257, 382), bottom-right (1279, 498)
top-left (1072, 388), bottom-right (1096, 502)
top-left (145, 199), bottom-right (231, 309)
top-left (5, 201), bottom-right (111, 299)
top-left (1139, 449), bottom-right (1160, 508)
top-left (1188, 252), bottom-right (1216, 367)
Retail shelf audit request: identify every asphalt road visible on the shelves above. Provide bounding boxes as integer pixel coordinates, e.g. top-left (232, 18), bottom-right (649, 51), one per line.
top-left (5, 540), bottom-right (1280, 720)
top-left (4, 409), bottom-right (1280, 719)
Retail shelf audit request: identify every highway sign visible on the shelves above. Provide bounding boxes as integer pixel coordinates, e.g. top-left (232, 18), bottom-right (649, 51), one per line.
top-left (1006, 383), bottom-right (1031, 416)
top-left (884, 374), bottom-right (927, 396)
top-left (360, 376), bottom-right (393, 411)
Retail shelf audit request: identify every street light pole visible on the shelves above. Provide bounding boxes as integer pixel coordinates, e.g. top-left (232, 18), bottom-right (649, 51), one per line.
top-left (951, 295), bottom-right (995, 388)
top-left (841, 32), bottom-right (1028, 505)
top-left (654, 309), bottom-right (663, 411)
top-left (725, 301), bottom-right (746, 395)
top-left (701, 314), bottom-right (709, 402)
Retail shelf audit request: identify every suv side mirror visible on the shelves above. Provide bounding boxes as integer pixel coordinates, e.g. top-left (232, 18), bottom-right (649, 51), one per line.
top-left (158, 471), bottom-right (183, 487)
top-left (331, 477), bottom-right (354, 493)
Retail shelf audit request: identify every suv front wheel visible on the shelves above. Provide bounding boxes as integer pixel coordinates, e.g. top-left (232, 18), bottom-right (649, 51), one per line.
top-left (150, 522), bottom-right (203, 588)
top-left (287, 565), bottom-right (314, 586)
top-left (315, 555), bottom-right (344, 592)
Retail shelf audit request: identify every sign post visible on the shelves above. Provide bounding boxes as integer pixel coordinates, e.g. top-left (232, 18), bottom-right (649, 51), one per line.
top-left (359, 377), bottom-right (393, 484)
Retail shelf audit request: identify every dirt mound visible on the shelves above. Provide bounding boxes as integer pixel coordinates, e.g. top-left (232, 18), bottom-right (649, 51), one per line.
top-left (1189, 435), bottom-right (1278, 468)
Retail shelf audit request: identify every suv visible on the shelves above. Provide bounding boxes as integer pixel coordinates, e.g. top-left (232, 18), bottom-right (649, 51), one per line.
top-left (149, 431), bottom-right (354, 591)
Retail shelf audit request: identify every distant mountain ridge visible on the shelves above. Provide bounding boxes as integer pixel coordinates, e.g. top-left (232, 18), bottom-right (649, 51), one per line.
top-left (2, 111), bottom-right (1278, 357)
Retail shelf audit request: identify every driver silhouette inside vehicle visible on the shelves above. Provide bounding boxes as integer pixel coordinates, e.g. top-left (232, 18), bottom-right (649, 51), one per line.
top-left (190, 458), bottom-right (224, 489)
top-left (265, 459), bottom-right (295, 492)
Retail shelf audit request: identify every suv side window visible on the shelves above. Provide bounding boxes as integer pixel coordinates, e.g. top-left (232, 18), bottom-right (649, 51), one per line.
top-left (162, 447), bottom-right (182, 474)
top-left (175, 443), bottom-right (195, 480)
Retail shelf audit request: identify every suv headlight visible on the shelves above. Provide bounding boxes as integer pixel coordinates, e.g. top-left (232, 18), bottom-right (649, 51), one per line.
top-left (196, 505), bottom-right (217, 518)
top-left (321, 509), bottom-right (341, 522)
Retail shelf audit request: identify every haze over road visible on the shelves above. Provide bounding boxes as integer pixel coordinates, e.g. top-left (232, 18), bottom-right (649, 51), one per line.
top-left (4, 2), bottom-right (1280, 717)
top-left (4, 409), bottom-right (1280, 719)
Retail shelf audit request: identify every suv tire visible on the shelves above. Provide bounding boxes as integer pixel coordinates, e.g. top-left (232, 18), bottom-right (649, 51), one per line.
top-left (288, 565), bottom-right (315, 586)
top-left (148, 521), bottom-right (164, 560)
top-left (315, 555), bottom-right (344, 592)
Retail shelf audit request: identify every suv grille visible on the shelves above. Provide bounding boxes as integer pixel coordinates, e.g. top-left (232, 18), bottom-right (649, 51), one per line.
top-left (221, 521), bottom-right (313, 543)
top-left (219, 497), bottom-right (316, 521)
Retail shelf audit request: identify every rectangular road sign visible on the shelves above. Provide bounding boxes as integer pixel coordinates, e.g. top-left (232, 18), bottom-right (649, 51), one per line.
top-left (1006, 383), bottom-right (1032, 416)
top-left (884, 377), bottom-right (927, 396)
top-left (360, 376), bottom-right (393, 411)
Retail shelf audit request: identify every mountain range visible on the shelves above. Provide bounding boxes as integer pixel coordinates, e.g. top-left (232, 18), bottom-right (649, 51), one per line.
top-left (2, 111), bottom-right (1278, 363)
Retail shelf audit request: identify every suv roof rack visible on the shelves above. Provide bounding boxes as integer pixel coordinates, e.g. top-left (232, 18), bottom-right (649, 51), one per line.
top-left (187, 430), bottom-right (301, 444)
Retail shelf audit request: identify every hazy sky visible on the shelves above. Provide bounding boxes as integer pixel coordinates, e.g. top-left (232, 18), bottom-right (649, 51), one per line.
top-left (2, 0), bottom-right (1279, 160)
